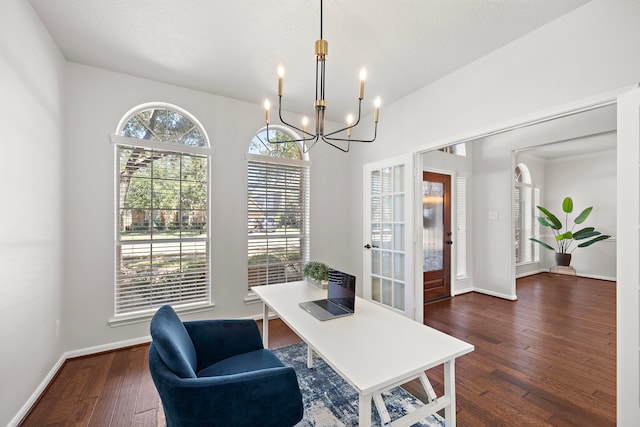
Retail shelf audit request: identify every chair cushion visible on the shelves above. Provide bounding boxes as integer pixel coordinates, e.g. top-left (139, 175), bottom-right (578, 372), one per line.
top-left (150, 305), bottom-right (197, 378)
top-left (197, 348), bottom-right (284, 377)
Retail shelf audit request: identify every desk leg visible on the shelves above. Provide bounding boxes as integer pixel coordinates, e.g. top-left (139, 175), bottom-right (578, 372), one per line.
top-left (444, 359), bottom-right (456, 427)
top-left (358, 393), bottom-right (372, 427)
top-left (262, 303), bottom-right (269, 348)
top-left (306, 345), bottom-right (314, 369)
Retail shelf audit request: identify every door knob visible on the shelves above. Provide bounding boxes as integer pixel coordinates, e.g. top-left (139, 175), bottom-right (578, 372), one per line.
top-left (446, 240), bottom-right (453, 245)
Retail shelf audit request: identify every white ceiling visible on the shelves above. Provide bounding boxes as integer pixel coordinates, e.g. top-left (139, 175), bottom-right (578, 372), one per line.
top-left (522, 131), bottom-right (617, 160)
top-left (30, 0), bottom-right (590, 122)
top-left (510, 103), bottom-right (617, 160)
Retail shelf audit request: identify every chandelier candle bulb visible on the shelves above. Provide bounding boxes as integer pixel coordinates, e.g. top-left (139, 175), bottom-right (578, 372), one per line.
top-left (264, 99), bottom-right (271, 124)
top-left (302, 116), bottom-right (309, 133)
top-left (374, 97), bottom-right (381, 123)
top-left (277, 66), bottom-right (285, 96)
top-left (346, 114), bottom-right (354, 137)
top-left (359, 68), bottom-right (367, 100)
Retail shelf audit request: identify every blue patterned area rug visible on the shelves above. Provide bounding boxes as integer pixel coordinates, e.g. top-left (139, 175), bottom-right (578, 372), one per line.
top-left (273, 343), bottom-right (445, 427)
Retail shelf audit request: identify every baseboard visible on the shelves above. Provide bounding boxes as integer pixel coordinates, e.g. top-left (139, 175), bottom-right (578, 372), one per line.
top-left (516, 268), bottom-right (547, 279)
top-left (453, 287), bottom-right (474, 296)
top-left (518, 269), bottom-right (615, 282)
top-left (64, 336), bottom-right (151, 359)
top-left (473, 288), bottom-right (518, 301)
top-left (9, 355), bottom-right (66, 427)
top-left (573, 272), bottom-right (616, 282)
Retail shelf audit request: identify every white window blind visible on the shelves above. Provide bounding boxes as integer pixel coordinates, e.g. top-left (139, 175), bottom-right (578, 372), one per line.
top-left (514, 185), bottom-right (524, 262)
top-left (514, 182), bottom-right (540, 264)
top-left (455, 176), bottom-right (468, 278)
top-left (247, 158), bottom-right (309, 291)
top-left (116, 146), bottom-right (209, 315)
top-left (533, 187), bottom-right (540, 262)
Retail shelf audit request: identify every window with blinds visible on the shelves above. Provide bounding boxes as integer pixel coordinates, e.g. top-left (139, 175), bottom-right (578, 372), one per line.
top-left (247, 128), bottom-right (309, 292)
top-left (514, 163), bottom-right (540, 264)
top-left (114, 105), bottom-right (210, 317)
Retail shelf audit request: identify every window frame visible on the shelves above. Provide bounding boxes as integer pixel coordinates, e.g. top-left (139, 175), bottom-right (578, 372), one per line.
top-left (246, 127), bottom-right (310, 298)
top-left (514, 163), bottom-right (540, 265)
top-left (110, 103), bottom-right (213, 325)
top-left (455, 175), bottom-right (468, 279)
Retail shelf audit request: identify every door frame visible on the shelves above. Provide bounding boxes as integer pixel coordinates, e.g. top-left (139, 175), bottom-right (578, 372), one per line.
top-left (616, 85), bottom-right (640, 424)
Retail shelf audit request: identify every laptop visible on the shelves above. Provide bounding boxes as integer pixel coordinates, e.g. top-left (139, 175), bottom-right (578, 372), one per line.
top-left (299, 269), bottom-right (356, 321)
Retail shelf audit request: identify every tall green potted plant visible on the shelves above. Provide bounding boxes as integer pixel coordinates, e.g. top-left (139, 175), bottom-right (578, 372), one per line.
top-left (529, 196), bottom-right (610, 266)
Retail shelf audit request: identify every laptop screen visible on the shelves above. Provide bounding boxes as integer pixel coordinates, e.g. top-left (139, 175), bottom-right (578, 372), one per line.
top-left (327, 269), bottom-right (356, 311)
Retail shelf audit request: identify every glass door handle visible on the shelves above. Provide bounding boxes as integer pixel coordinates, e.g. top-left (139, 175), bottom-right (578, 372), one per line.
top-left (364, 244), bottom-right (379, 249)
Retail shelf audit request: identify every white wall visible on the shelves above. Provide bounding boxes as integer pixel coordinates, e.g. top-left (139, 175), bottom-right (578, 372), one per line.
top-left (542, 147), bottom-right (617, 279)
top-left (63, 63), bottom-right (353, 351)
top-left (0, 0), bottom-right (66, 425)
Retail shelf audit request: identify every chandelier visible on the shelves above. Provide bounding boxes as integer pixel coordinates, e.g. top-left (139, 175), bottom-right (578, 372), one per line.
top-left (262, 0), bottom-right (380, 153)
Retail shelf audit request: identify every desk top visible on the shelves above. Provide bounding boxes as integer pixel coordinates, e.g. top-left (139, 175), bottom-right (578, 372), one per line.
top-left (253, 281), bottom-right (474, 395)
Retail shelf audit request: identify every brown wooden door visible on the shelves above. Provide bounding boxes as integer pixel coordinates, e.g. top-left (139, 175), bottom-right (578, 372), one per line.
top-left (422, 171), bottom-right (451, 303)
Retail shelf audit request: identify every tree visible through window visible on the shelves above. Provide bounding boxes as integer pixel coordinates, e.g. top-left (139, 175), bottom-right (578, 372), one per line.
top-left (247, 128), bottom-right (310, 291)
top-left (114, 105), bottom-right (210, 316)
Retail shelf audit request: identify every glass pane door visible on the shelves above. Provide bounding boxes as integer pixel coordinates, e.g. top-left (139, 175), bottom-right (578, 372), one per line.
top-left (364, 154), bottom-right (414, 318)
top-left (423, 180), bottom-right (444, 272)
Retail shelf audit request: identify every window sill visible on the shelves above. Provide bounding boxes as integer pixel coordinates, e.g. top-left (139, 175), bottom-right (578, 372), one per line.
top-left (516, 260), bottom-right (541, 267)
top-left (108, 302), bottom-right (216, 327)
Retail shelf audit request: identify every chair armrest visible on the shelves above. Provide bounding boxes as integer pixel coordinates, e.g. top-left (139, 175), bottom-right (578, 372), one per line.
top-left (184, 319), bottom-right (264, 368)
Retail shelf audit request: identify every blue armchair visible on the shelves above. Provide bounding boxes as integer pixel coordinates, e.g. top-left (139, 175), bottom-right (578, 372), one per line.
top-left (149, 305), bottom-right (304, 427)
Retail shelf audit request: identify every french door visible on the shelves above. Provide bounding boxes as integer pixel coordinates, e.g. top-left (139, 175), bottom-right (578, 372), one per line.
top-left (363, 153), bottom-right (415, 319)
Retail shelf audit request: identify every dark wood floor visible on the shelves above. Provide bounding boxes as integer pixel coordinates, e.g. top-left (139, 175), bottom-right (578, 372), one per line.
top-left (20, 273), bottom-right (615, 426)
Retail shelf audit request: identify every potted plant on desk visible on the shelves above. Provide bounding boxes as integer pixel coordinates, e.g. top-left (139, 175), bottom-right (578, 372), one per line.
top-left (304, 261), bottom-right (329, 289)
top-left (529, 196), bottom-right (610, 267)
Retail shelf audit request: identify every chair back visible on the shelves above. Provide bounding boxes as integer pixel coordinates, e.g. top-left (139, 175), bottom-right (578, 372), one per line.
top-left (150, 305), bottom-right (197, 378)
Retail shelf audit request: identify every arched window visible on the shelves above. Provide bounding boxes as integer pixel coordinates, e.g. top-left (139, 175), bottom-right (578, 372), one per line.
top-left (514, 163), bottom-right (540, 264)
top-left (247, 127), bottom-right (310, 292)
top-left (112, 103), bottom-right (211, 318)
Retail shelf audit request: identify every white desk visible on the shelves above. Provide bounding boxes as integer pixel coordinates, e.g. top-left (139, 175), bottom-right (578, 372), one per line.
top-left (253, 281), bottom-right (474, 427)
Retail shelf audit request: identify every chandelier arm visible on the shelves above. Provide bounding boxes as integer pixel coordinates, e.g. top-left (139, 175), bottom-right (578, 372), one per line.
top-left (255, 132), bottom-right (271, 151)
top-left (324, 121), bottom-right (377, 143)
top-left (302, 135), bottom-right (321, 153)
top-left (265, 123), bottom-right (314, 144)
top-left (276, 96), bottom-right (316, 139)
top-left (323, 100), bottom-right (363, 138)
top-left (321, 136), bottom-right (350, 153)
